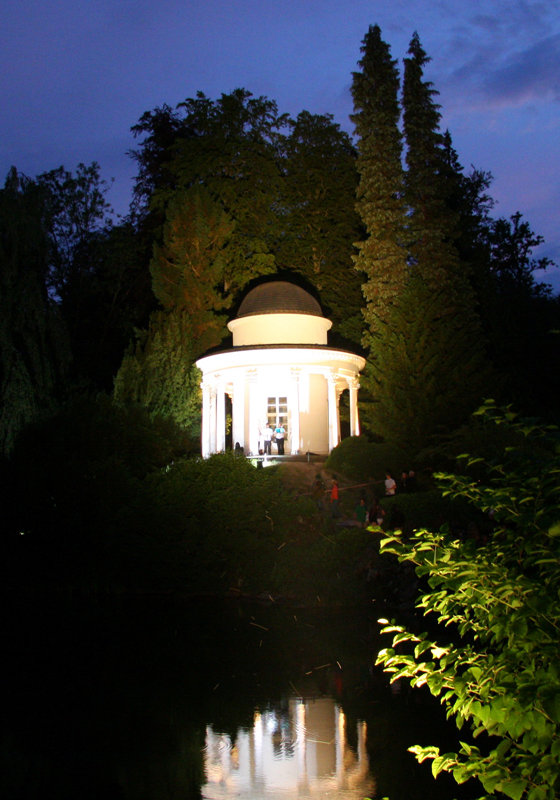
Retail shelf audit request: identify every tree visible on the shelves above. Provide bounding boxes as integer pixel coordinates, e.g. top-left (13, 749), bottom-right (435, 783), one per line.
top-left (114, 186), bottom-right (237, 431)
top-left (361, 271), bottom-right (491, 452)
top-left (483, 213), bottom-right (560, 416)
top-left (150, 185), bottom-right (235, 355)
top-left (37, 162), bottom-right (114, 303)
top-left (275, 111), bottom-right (364, 344)
top-left (377, 402), bottom-right (560, 800)
top-left (350, 24), bottom-right (409, 334)
top-left (113, 310), bottom-right (202, 437)
top-left (0, 169), bottom-right (69, 453)
top-left (131, 89), bottom-right (288, 290)
top-left (352, 28), bottom-right (490, 448)
top-left (34, 162), bottom-right (148, 391)
top-left (403, 33), bottom-right (460, 291)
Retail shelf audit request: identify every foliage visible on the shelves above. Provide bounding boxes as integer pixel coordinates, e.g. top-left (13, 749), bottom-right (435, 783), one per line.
top-left (68, 219), bottom-right (155, 390)
top-left (403, 32), bottom-right (461, 293)
top-left (275, 110), bottom-right (364, 344)
top-left (325, 434), bottom-right (408, 483)
top-left (4, 398), bottom-right (369, 600)
top-left (131, 89), bottom-right (285, 288)
top-left (149, 185), bottom-right (234, 352)
top-left (350, 24), bottom-right (409, 332)
top-left (481, 214), bottom-right (560, 418)
top-left (362, 271), bottom-right (491, 452)
top-left (37, 161), bottom-right (114, 302)
top-left (113, 309), bottom-right (202, 436)
top-left (380, 489), bottom-right (477, 535)
top-left (376, 402), bottom-right (560, 800)
top-left (352, 29), bottom-right (492, 449)
top-left (132, 90), bottom-right (365, 344)
top-left (274, 526), bottom-right (373, 605)
top-left (0, 168), bottom-right (70, 453)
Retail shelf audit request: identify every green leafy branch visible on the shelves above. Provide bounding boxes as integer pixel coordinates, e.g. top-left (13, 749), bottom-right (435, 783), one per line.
top-left (376, 404), bottom-right (560, 800)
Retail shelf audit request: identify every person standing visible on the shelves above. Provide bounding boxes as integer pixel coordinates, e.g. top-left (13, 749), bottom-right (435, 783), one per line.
top-left (263, 423), bottom-right (273, 455)
top-left (355, 498), bottom-right (368, 528)
top-left (275, 422), bottom-right (286, 455)
top-left (311, 473), bottom-right (326, 510)
top-left (407, 470), bottom-right (417, 492)
top-left (385, 471), bottom-right (396, 496)
top-left (368, 498), bottom-right (385, 527)
top-left (400, 471), bottom-right (408, 492)
top-left (330, 477), bottom-right (340, 518)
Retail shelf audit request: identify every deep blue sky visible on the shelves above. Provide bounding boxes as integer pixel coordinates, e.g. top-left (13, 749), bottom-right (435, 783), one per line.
top-left (2, 0), bottom-right (559, 289)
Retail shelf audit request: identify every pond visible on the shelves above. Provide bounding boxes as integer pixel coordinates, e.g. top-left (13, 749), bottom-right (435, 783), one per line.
top-left (2, 596), bottom-right (477, 800)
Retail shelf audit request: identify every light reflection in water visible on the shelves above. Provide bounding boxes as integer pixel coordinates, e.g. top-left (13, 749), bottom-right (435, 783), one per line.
top-left (202, 695), bottom-right (375, 799)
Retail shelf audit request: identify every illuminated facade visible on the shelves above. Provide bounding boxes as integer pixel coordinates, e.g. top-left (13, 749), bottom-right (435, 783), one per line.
top-left (196, 282), bottom-right (366, 457)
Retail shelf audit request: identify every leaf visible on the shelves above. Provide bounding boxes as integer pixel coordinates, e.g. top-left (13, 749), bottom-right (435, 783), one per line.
top-left (430, 645), bottom-right (450, 659)
top-left (527, 788), bottom-right (547, 800)
top-left (431, 754), bottom-right (457, 778)
top-left (501, 778), bottom-right (527, 800)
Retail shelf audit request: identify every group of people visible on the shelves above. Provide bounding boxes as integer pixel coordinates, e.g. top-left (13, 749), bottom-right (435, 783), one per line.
top-left (258, 422), bottom-right (286, 455)
top-left (311, 473), bottom-right (339, 516)
top-left (310, 468), bottom-right (418, 529)
top-left (384, 470), bottom-right (417, 496)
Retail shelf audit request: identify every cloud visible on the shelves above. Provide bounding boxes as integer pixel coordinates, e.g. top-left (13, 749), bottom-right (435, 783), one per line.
top-left (481, 33), bottom-right (560, 107)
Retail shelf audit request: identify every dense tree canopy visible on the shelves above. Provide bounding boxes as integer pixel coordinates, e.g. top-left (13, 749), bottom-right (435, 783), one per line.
top-left (0, 169), bottom-right (69, 453)
top-left (352, 28), bottom-right (493, 451)
top-left (350, 24), bottom-right (409, 333)
top-left (275, 110), bottom-right (364, 342)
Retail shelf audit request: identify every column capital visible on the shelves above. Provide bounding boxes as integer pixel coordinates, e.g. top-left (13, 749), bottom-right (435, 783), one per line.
top-left (327, 370), bottom-right (340, 384)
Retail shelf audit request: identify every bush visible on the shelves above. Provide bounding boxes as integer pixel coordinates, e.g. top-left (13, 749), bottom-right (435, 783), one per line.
top-left (380, 489), bottom-right (480, 536)
top-left (325, 435), bottom-right (409, 481)
top-left (376, 402), bottom-right (560, 800)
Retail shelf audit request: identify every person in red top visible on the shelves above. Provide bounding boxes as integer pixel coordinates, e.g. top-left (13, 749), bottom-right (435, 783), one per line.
top-left (330, 477), bottom-right (340, 518)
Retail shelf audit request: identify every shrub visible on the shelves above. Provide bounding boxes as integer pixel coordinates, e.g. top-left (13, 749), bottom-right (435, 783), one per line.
top-left (376, 402), bottom-right (560, 800)
top-left (325, 435), bottom-right (409, 481)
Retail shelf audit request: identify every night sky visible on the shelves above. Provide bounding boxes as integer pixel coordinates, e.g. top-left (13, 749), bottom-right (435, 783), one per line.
top-left (2, 0), bottom-right (559, 290)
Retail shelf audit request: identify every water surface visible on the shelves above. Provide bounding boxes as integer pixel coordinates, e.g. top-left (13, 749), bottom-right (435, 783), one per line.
top-left (2, 596), bottom-right (475, 800)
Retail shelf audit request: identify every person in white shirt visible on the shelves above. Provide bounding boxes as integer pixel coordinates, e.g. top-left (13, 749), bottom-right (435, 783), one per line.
top-left (385, 471), bottom-right (396, 496)
top-left (263, 423), bottom-right (273, 455)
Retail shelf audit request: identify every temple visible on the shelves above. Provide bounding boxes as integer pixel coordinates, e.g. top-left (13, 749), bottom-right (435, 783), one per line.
top-left (195, 281), bottom-right (366, 457)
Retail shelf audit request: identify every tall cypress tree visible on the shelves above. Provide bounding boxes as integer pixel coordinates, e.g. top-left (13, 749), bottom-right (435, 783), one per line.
top-left (350, 25), bottom-right (409, 339)
top-left (403, 32), bottom-right (462, 291)
top-left (403, 32), bottom-right (486, 313)
top-left (353, 28), bottom-right (492, 451)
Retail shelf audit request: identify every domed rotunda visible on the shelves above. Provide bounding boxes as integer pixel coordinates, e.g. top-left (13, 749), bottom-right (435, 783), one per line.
top-left (195, 281), bottom-right (366, 457)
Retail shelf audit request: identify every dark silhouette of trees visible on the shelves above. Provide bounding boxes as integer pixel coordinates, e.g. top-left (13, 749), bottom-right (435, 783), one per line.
top-left (0, 169), bottom-right (69, 453)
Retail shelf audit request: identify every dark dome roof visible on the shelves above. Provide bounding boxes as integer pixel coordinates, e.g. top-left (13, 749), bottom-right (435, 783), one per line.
top-left (237, 282), bottom-right (323, 318)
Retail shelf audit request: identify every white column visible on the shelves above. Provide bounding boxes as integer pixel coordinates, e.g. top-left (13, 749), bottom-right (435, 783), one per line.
top-left (209, 386), bottom-right (217, 454)
top-left (327, 372), bottom-right (340, 452)
top-left (230, 382), bottom-right (244, 453)
top-left (247, 368), bottom-right (260, 455)
top-left (201, 382), bottom-right (211, 458)
top-left (336, 387), bottom-right (343, 444)
top-left (349, 377), bottom-right (361, 437)
top-left (215, 375), bottom-right (226, 452)
top-left (290, 368), bottom-right (301, 455)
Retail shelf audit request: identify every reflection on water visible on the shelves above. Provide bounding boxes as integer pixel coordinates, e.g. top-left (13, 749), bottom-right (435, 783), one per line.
top-left (3, 598), bottom-right (477, 800)
top-left (203, 696), bottom-right (374, 799)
